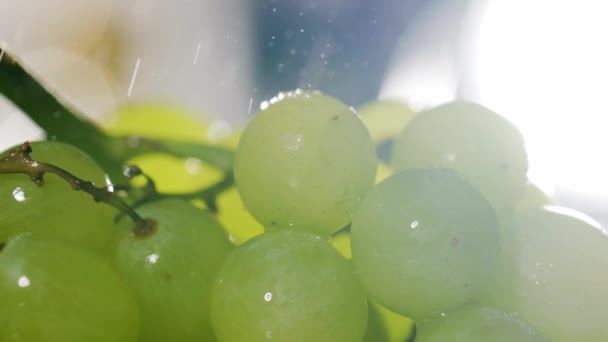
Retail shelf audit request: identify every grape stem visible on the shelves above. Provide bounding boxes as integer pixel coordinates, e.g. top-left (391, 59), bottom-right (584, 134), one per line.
top-left (0, 47), bottom-right (234, 183)
top-left (0, 142), bottom-right (155, 232)
top-left (121, 165), bottom-right (233, 212)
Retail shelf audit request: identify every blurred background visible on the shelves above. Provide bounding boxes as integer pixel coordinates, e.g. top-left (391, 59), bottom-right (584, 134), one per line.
top-left (0, 0), bottom-right (606, 225)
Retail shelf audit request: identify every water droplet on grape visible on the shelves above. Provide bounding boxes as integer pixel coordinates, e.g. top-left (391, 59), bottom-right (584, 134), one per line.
top-left (17, 275), bottom-right (30, 288)
top-left (145, 253), bottom-right (160, 264)
top-left (12, 187), bottom-right (25, 202)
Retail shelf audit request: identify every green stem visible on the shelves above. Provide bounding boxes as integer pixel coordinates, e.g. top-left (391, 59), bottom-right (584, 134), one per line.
top-left (132, 172), bottom-right (234, 212)
top-left (0, 48), bottom-right (234, 183)
top-left (0, 49), bottom-right (131, 182)
top-left (0, 142), bottom-right (151, 229)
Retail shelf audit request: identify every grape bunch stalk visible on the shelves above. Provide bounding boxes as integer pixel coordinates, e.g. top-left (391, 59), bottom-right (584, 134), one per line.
top-left (2, 46), bottom-right (608, 342)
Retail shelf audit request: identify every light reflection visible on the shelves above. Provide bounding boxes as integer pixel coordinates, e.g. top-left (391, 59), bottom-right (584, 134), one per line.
top-left (18, 275), bottom-right (30, 288)
top-left (184, 158), bottom-right (202, 175)
top-left (12, 187), bottom-right (25, 202)
top-left (474, 0), bottom-right (608, 197)
top-left (286, 134), bottom-right (303, 152)
top-left (207, 120), bottom-right (233, 143)
top-left (264, 292), bottom-right (272, 302)
top-left (410, 221), bottom-right (419, 229)
top-left (146, 253), bottom-right (160, 264)
top-left (379, 2), bottom-right (460, 111)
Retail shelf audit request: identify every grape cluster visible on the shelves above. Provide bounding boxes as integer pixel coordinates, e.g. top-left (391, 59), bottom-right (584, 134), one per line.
top-left (1, 91), bottom-right (607, 342)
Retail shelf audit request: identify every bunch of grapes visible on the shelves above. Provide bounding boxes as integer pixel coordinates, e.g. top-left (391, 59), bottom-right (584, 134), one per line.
top-left (1, 83), bottom-right (608, 342)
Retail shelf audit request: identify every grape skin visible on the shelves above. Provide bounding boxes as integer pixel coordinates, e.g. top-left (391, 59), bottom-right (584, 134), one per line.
top-left (234, 91), bottom-right (377, 235)
top-left (351, 168), bottom-right (500, 320)
top-left (481, 206), bottom-right (608, 341)
top-left (0, 141), bottom-right (117, 252)
top-left (112, 199), bottom-right (233, 342)
top-left (416, 304), bottom-right (548, 341)
top-left (392, 101), bottom-right (528, 213)
top-left (210, 229), bottom-right (368, 342)
top-left (0, 234), bottom-right (139, 342)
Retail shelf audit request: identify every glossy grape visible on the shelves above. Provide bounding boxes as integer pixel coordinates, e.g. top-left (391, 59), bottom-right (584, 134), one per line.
top-left (482, 206), bottom-right (608, 341)
top-left (351, 168), bottom-right (500, 319)
top-left (0, 141), bottom-right (116, 252)
top-left (210, 229), bottom-right (368, 342)
top-left (0, 234), bottom-right (139, 342)
top-left (234, 91), bottom-right (377, 235)
top-left (392, 101), bottom-right (528, 213)
top-left (112, 199), bottom-right (233, 342)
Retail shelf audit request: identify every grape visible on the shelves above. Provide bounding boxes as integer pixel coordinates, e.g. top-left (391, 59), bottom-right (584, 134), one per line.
top-left (234, 91), bottom-right (377, 235)
top-left (416, 304), bottom-right (548, 341)
top-left (364, 301), bottom-right (390, 342)
top-left (106, 102), bottom-right (264, 243)
top-left (358, 100), bottom-right (416, 145)
top-left (104, 101), bottom-right (233, 193)
top-left (375, 160), bottom-right (394, 183)
top-left (216, 186), bottom-right (265, 245)
top-left (481, 206), bottom-right (608, 341)
top-left (0, 234), bottom-right (139, 342)
top-left (0, 141), bottom-right (116, 252)
top-left (112, 199), bottom-right (233, 342)
top-left (512, 182), bottom-right (551, 213)
top-left (105, 101), bottom-right (239, 147)
top-left (210, 229), bottom-right (368, 342)
top-left (351, 168), bottom-right (500, 319)
top-left (391, 101), bottom-right (528, 213)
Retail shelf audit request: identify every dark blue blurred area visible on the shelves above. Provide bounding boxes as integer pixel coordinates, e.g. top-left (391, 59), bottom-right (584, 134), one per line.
top-left (252, 0), bottom-right (429, 106)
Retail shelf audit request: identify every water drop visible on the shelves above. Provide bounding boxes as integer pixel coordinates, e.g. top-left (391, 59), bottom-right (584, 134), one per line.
top-left (12, 187), bottom-right (25, 202)
top-left (17, 275), bottom-right (30, 288)
top-left (146, 254), bottom-right (160, 264)
top-left (184, 158), bottom-right (202, 175)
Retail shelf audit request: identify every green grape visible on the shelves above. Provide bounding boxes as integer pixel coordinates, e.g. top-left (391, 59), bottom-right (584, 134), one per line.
top-left (0, 234), bottom-right (139, 342)
top-left (482, 206), bottom-right (608, 342)
top-left (0, 141), bottom-right (117, 252)
top-left (351, 168), bottom-right (500, 320)
top-left (234, 91), bottom-right (377, 235)
top-left (358, 100), bottom-right (416, 165)
top-left (512, 182), bottom-right (552, 213)
top-left (364, 301), bottom-right (390, 342)
top-left (416, 304), bottom-right (548, 341)
top-left (391, 101), bottom-right (528, 213)
top-left (105, 101), bottom-right (264, 244)
top-left (210, 229), bottom-right (368, 342)
top-left (112, 199), bottom-right (233, 342)
top-left (358, 100), bottom-right (416, 145)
